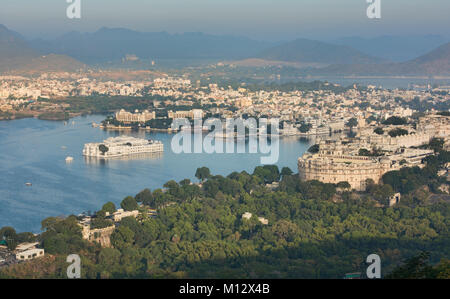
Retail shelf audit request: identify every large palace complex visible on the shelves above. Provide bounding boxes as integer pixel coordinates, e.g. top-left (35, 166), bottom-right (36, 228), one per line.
top-left (115, 109), bottom-right (156, 123)
top-left (83, 136), bottom-right (163, 158)
top-left (298, 114), bottom-right (450, 191)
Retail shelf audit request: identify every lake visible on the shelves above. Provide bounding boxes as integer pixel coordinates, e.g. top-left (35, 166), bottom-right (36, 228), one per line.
top-left (0, 115), bottom-right (310, 232)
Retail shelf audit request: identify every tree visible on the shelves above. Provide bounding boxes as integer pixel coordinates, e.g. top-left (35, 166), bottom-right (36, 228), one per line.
top-left (121, 196), bottom-right (139, 211)
top-left (98, 248), bottom-right (121, 268)
top-left (253, 165), bottom-right (280, 184)
top-left (195, 167), bottom-right (211, 182)
top-left (386, 252), bottom-right (435, 279)
top-left (96, 210), bottom-right (107, 219)
top-left (374, 127), bottom-right (384, 135)
top-left (135, 189), bottom-right (152, 204)
top-left (388, 128), bottom-right (408, 137)
top-left (359, 148), bottom-right (371, 156)
top-left (299, 122), bottom-right (312, 133)
top-left (99, 144), bottom-right (109, 155)
top-left (281, 167), bottom-right (293, 177)
top-left (307, 144), bottom-right (320, 154)
top-left (272, 220), bottom-right (299, 242)
top-left (345, 117), bottom-right (358, 129)
top-left (1, 227), bottom-right (18, 251)
top-left (110, 226), bottom-right (135, 249)
top-left (428, 138), bottom-right (445, 152)
top-left (383, 116), bottom-right (407, 125)
top-left (102, 202), bottom-right (116, 214)
top-left (337, 181), bottom-right (351, 189)
top-left (179, 179), bottom-right (191, 186)
top-left (0, 226), bottom-right (16, 240)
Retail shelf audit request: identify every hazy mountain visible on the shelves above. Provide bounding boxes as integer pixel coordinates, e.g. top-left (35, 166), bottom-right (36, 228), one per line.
top-left (0, 24), bottom-right (37, 60)
top-left (0, 24), bottom-right (85, 73)
top-left (257, 38), bottom-right (385, 65)
top-left (333, 35), bottom-right (449, 62)
top-left (312, 42), bottom-right (450, 76)
top-left (30, 27), bottom-right (275, 64)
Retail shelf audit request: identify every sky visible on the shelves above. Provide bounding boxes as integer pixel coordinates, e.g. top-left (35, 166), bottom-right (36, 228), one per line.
top-left (0, 0), bottom-right (449, 41)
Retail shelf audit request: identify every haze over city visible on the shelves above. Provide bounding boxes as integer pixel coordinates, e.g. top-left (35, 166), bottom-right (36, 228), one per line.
top-left (1, 0), bottom-right (449, 40)
top-left (0, 0), bottom-right (449, 285)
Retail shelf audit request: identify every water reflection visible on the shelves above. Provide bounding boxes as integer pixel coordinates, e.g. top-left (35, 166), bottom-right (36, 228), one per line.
top-left (84, 152), bottom-right (163, 165)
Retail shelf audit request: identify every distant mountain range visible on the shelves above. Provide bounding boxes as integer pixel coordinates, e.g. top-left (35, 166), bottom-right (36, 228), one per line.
top-left (29, 27), bottom-right (274, 64)
top-left (333, 35), bottom-right (449, 62)
top-left (313, 42), bottom-right (450, 76)
top-left (0, 24), bottom-right (449, 76)
top-left (257, 38), bottom-right (385, 65)
top-left (0, 24), bottom-right (85, 73)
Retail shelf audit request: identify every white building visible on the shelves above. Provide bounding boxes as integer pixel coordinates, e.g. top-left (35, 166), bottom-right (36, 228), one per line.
top-left (83, 136), bottom-right (163, 158)
top-left (15, 242), bottom-right (45, 261)
top-left (112, 209), bottom-right (139, 222)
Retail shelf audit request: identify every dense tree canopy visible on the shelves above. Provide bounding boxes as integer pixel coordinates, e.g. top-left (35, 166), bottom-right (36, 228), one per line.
top-left (2, 153), bottom-right (449, 279)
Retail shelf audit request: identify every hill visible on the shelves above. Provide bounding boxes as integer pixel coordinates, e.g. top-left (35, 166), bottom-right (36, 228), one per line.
top-left (408, 42), bottom-right (450, 74)
top-left (313, 42), bottom-right (450, 76)
top-left (333, 35), bottom-right (448, 62)
top-left (30, 27), bottom-right (275, 64)
top-left (0, 24), bottom-right (85, 73)
top-left (257, 38), bottom-right (385, 65)
top-left (0, 24), bottom-right (37, 60)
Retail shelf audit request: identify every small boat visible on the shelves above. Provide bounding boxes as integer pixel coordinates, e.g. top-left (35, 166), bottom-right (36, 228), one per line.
top-left (65, 156), bottom-right (74, 163)
top-left (25, 182), bottom-right (32, 187)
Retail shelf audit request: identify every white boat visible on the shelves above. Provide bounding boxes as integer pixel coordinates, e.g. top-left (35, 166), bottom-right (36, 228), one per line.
top-left (65, 156), bottom-right (74, 163)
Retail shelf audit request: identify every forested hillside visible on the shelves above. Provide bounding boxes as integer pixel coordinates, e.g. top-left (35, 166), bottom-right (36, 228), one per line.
top-left (1, 149), bottom-right (449, 279)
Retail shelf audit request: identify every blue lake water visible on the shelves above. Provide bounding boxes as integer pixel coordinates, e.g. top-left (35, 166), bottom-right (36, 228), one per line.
top-left (0, 115), bottom-right (310, 232)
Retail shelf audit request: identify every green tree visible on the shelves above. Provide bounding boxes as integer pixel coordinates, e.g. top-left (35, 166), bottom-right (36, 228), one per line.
top-left (99, 144), bottom-right (109, 155)
top-left (386, 252), bottom-right (435, 279)
top-left (337, 181), bottom-right (351, 189)
top-left (383, 116), bottom-right (407, 125)
top-left (307, 144), bottom-right (320, 154)
top-left (102, 202), bottom-right (116, 214)
top-left (135, 189), bottom-right (153, 204)
top-left (110, 226), bottom-right (135, 249)
top-left (388, 128), bottom-right (409, 137)
top-left (195, 167), bottom-right (211, 182)
top-left (374, 127), bottom-right (384, 135)
top-left (281, 167), bottom-right (293, 177)
top-left (345, 117), bottom-right (358, 129)
top-left (121, 196), bottom-right (139, 211)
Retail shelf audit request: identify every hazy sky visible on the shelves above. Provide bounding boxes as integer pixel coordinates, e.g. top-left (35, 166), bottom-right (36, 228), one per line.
top-left (1, 0), bottom-right (449, 41)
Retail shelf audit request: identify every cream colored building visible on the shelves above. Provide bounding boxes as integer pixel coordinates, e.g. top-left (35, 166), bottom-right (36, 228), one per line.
top-left (298, 141), bottom-right (434, 191)
top-left (365, 131), bottom-right (432, 150)
top-left (115, 109), bottom-right (155, 123)
top-left (417, 114), bottom-right (450, 139)
top-left (15, 242), bottom-right (44, 261)
top-left (111, 209), bottom-right (139, 222)
top-left (168, 109), bottom-right (203, 119)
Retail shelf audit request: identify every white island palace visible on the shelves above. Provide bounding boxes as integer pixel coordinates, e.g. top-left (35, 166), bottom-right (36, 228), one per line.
top-left (83, 136), bottom-right (163, 158)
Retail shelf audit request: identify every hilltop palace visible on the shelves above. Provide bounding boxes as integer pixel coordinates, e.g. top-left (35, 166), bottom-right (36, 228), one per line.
top-left (83, 136), bottom-right (163, 158)
top-left (298, 113), bottom-right (450, 191)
